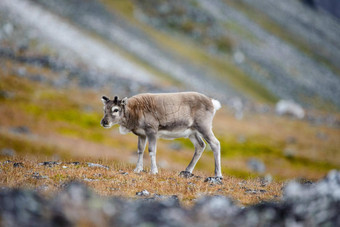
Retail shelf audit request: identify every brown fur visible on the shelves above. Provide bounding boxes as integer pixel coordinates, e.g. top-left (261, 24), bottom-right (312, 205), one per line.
top-left (123, 92), bottom-right (214, 132)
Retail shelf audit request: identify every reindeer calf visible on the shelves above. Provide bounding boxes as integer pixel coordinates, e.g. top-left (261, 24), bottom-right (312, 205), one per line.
top-left (101, 92), bottom-right (222, 178)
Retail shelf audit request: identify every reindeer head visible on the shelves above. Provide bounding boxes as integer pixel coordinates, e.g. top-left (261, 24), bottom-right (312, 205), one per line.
top-left (100, 95), bottom-right (128, 128)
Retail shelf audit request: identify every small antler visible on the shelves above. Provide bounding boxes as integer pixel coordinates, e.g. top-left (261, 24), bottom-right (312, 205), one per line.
top-left (113, 96), bottom-right (119, 105)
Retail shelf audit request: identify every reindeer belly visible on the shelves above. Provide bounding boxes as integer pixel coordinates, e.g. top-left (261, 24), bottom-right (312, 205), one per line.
top-left (157, 129), bottom-right (194, 140)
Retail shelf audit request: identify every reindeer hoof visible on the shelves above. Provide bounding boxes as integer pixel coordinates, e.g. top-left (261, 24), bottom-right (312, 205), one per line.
top-left (134, 168), bottom-right (143, 173)
top-left (179, 171), bottom-right (194, 178)
top-left (150, 169), bottom-right (158, 174)
top-left (204, 177), bottom-right (223, 185)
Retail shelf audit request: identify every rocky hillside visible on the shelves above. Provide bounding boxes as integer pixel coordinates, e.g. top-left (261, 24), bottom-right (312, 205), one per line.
top-left (1, 0), bottom-right (340, 110)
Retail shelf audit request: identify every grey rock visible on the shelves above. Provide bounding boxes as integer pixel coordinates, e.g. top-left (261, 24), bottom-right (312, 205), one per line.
top-left (13, 162), bottom-right (24, 168)
top-left (247, 158), bottom-right (266, 173)
top-left (38, 161), bottom-right (61, 167)
top-left (69, 161), bottom-right (80, 165)
top-left (87, 162), bottom-right (109, 170)
top-left (0, 188), bottom-right (48, 227)
top-left (1, 148), bottom-right (16, 157)
top-left (83, 178), bottom-right (98, 182)
top-left (283, 148), bottom-right (296, 158)
top-left (286, 136), bottom-right (297, 144)
top-left (260, 174), bottom-right (273, 186)
top-left (0, 90), bottom-right (15, 99)
top-left (237, 135), bottom-right (247, 144)
top-left (169, 142), bottom-right (182, 151)
top-left (31, 172), bottom-right (48, 179)
top-left (276, 100), bottom-right (305, 119)
top-left (245, 189), bottom-right (266, 194)
top-left (10, 126), bottom-right (31, 134)
top-left (193, 196), bottom-right (239, 223)
top-left (316, 131), bottom-right (328, 140)
top-left (136, 190), bottom-right (150, 197)
top-left (119, 171), bottom-right (129, 175)
top-left (30, 74), bottom-right (46, 83)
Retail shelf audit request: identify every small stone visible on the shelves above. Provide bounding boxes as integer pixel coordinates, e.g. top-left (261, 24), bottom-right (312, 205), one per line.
top-left (316, 131), bottom-right (328, 140)
top-left (0, 90), bottom-right (15, 99)
top-left (276, 100), bottom-right (305, 119)
top-left (260, 174), bottom-right (272, 186)
top-left (1, 148), bottom-right (16, 156)
top-left (83, 178), bottom-right (98, 182)
top-left (62, 166), bottom-right (68, 169)
top-left (247, 158), bottom-right (266, 173)
top-left (32, 172), bottom-right (48, 179)
top-left (283, 148), bottom-right (296, 158)
top-left (11, 126), bottom-right (31, 134)
top-left (70, 162), bottom-right (80, 165)
top-left (39, 161), bottom-right (61, 167)
top-left (237, 135), bottom-right (247, 144)
top-left (169, 142), bottom-right (182, 151)
top-left (286, 136), bottom-right (297, 144)
top-left (13, 162), bottom-right (24, 168)
top-left (87, 162), bottom-right (109, 170)
top-left (245, 189), bottom-right (258, 194)
top-left (136, 189), bottom-right (150, 196)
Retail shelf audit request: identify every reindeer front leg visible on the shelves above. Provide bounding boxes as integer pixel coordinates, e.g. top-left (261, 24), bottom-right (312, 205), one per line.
top-left (134, 136), bottom-right (146, 173)
top-left (147, 133), bottom-right (158, 174)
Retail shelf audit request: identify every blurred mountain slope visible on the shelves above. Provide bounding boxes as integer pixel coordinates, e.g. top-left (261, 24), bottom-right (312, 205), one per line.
top-left (1, 0), bottom-right (340, 110)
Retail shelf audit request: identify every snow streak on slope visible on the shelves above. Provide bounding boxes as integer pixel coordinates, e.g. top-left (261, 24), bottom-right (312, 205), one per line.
top-left (0, 0), bottom-right (158, 84)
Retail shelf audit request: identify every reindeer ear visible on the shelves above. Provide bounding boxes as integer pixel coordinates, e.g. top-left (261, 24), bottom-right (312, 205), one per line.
top-left (121, 97), bottom-right (128, 106)
top-left (113, 96), bottom-right (119, 105)
top-left (101, 96), bottom-right (109, 104)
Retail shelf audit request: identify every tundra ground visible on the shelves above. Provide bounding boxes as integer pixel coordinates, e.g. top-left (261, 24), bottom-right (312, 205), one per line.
top-left (1, 68), bottom-right (339, 206)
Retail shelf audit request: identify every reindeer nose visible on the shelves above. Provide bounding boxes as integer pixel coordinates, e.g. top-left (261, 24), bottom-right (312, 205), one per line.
top-left (101, 119), bottom-right (108, 126)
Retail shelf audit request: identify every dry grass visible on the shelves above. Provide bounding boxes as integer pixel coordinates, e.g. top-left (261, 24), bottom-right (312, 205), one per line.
top-left (0, 156), bottom-right (283, 206)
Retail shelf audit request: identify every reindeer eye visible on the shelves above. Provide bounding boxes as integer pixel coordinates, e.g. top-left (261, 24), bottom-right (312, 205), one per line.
top-left (112, 108), bottom-right (119, 113)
